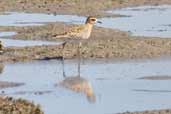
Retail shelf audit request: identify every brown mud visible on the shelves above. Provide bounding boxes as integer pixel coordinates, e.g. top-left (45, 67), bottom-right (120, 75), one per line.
top-left (1, 23), bottom-right (171, 62)
top-left (119, 109), bottom-right (171, 114)
top-left (0, 0), bottom-right (171, 16)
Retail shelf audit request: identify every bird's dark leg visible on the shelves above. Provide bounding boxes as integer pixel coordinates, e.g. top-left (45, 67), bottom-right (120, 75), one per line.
top-left (62, 42), bottom-right (67, 78)
top-left (77, 41), bottom-right (82, 77)
top-left (0, 41), bottom-right (3, 54)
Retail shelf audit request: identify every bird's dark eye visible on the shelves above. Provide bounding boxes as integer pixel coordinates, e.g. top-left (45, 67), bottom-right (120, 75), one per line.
top-left (91, 19), bottom-right (96, 21)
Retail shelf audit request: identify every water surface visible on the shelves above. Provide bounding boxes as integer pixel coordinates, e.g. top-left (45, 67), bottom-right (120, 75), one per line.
top-left (0, 32), bottom-right (16, 37)
top-left (0, 12), bottom-right (84, 26)
top-left (0, 59), bottom-right (171, 114)
top-left (1, 38), bottom-right (60, 47)
top-left (100, 5), bottom-right (171, 38)
top-left (0, 32), bottom-right (61, 47)
top-left (1, 6), bottom-right (171, 38)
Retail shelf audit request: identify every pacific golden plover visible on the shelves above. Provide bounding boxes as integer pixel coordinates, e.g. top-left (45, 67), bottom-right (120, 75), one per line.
top-left (53, 16), bottom-right (102, 77)
top-left (53, 16), bottom-right (102, 39)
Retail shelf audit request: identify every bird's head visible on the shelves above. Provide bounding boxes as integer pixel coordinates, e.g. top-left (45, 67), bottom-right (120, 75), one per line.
top-left (85, 16), bottom-right (102, 25)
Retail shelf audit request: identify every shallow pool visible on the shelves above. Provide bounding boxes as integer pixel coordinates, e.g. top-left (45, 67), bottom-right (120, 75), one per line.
top-left (1, 5), bottom-right (171, 38)
top-left (100, 5), bottom-right (171, 38)
top-left (0, 32), bottom-right (61, 47)
top-left (0, 58), bottom-right (171, 114)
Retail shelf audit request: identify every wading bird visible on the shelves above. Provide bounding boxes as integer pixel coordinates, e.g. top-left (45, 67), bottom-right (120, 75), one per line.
top-left (53, 16), bottom-right (102, 77)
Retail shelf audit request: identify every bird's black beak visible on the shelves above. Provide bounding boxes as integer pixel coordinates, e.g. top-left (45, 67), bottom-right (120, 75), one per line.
top-left (97, 20), bottom-right (102, 24)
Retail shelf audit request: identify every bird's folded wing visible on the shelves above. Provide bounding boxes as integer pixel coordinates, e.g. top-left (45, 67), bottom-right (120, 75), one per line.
top-left (53, 25), bottom-right (85, 38)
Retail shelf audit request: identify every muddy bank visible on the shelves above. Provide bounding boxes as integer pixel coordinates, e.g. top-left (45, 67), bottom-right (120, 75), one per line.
top-left (0, 97), bottom-right (43, 114)
top-left (0, 81), bottom-right (24, 89)
top-left (138, 75), bottom-right (171, 80)
top-left (1, 36), bottom-right (171, 62)
top-left (0, 22), bottom-right (171, 62)
top-left (119, 109), bottom-right (171, 114)
top-left (1, 22), bottom-right (128, 40)
top-left (0, 0), bottom-right (171, 16)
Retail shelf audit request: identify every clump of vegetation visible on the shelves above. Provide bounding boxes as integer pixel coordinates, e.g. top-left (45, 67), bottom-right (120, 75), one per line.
top-left (0, 97), bottom-right (44, 114)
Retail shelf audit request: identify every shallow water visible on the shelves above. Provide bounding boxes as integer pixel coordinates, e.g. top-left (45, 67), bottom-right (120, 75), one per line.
top-left (0, 59), bottom-right (171, 114)
top-left (0, 32), bottom-right (61, 47)
top-left (0, 12), bottom-right (84, 26)
top-left (100, 5), bottom-right (171, 38)
top-left (0, 12), bottom-right (81, 47)
top-left (1, 6), bottom-right (171, 38)
top-left (1, 38), bottom-right (61, 47)
top-left (0, 32), bottom-right (16, 37)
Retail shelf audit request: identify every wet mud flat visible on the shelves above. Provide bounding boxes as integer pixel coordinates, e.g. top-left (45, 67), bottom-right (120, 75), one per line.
top-left (1, 36), bottom-right (171, 62)
top-left (0, 0), bottom-right (171, 16)
top-left (0, 20), bottom-right (171, 62)
top-left (119, 109), bottom-right (171, 114)
top-left (0, 22), bottom-right (128, 41)
top-left (0, 81), bottom-right (24, 89)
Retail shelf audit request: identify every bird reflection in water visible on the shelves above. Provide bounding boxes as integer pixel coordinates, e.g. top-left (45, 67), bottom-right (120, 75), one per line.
top-left (59, 76), bottom-right (96, 103)
top-left (58, 58), bottom-right (96, 103)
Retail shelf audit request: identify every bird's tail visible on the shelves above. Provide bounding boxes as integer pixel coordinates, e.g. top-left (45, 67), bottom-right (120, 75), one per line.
top-left (52, 33), bottom-right (69, 38)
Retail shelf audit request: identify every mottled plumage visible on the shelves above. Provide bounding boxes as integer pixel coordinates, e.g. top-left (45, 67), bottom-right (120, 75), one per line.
top-left (53, 16), bottom-right (101, 39)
